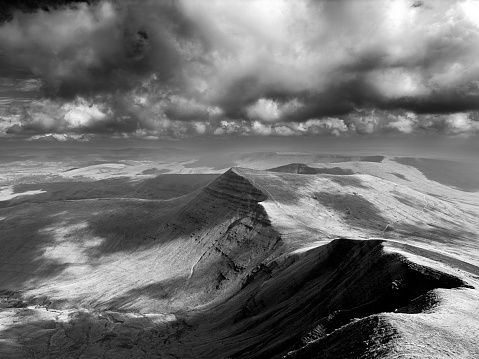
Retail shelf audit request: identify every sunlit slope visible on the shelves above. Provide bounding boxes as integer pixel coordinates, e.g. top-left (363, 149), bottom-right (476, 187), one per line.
top-left (0, 169), bottom-right (283, 312)
top-left (310, 156), bottom-right (479, 205)
top-left (233, 167), bottom-right (479, 260)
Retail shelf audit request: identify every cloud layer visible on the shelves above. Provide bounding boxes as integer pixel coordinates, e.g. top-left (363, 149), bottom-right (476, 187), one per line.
top-left (1, 0), bottom-right (479, 140)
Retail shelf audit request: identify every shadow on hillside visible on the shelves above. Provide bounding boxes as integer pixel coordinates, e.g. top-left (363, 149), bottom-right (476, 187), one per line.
top-left (327, 176), bottom-right (368, 188)
top-left (102, 276), bottom-right (189, 311)
top-left (392, 172), bottom-right (408, 181)
top-left (0, 203), bottom-right (76, 293)
top-left (0, 171), bottom-right (284, 318)
top-left (313, 192), bottom-right (386, 231)
top-left (267, 163), bottom-right (355, 175)
top-left (398, 222), bottom-right (478, 246)
top-left (313, 188), bottom-right (477, 243)
top-left (313, 155), bottom-right (384, 163)
top-left (315, 167), bottom-right (355, 175)
top-left (0, 197), bottom-right (188, 294)
top-left (0, 174), bottom-right (222, 276)
top-left (393, 194), bottom-right (478, 244)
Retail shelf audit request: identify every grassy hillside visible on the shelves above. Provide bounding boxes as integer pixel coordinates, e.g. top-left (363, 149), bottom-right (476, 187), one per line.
top-left (0, 174), bottom-right (219, 208)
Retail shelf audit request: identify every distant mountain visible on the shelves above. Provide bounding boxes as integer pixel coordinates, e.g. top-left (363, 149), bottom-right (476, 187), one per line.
top-left (268, 162), bottom-right (355, 175)
top-left (395, 157), bottom-right (479, 192)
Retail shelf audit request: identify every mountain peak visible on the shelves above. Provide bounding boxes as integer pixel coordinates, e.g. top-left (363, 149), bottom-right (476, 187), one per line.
top-left (205, 167), bottom-right (267, 203)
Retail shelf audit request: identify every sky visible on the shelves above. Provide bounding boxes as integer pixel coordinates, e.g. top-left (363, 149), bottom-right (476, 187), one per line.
top-left (1, 0), bottom-right (479, 143)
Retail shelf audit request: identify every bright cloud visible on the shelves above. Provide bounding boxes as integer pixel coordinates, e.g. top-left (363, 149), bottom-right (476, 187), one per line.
top-left (2, 0), bottom-right (479, 139)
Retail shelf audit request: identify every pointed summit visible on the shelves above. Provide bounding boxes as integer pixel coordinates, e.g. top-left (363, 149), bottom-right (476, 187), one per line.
top-left (205, 167), bottom-right (268, 203)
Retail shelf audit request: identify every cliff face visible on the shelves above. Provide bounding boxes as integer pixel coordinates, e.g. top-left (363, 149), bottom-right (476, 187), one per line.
top-left (155, 168), bottom-right (282, 310)
top-left (192, 238), bottom-right (471, 359)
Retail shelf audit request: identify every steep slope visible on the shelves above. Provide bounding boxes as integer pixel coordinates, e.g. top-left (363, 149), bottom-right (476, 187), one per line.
top-left (189, 238), bottom-right (473, 359)
top-left (138, 168), bottom-right (283, 310)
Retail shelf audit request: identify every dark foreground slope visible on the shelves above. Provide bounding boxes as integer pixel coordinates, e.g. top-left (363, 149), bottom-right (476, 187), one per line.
top-left (0, 238), bottom-right (475, 358)
top-left (189, 238), bottom-right (473, 359)
top-left (0, 165), bottom-right (478, 358)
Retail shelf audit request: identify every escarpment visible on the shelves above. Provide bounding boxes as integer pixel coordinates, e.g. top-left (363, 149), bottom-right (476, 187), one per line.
top-left (194, 238), bottom-right (471, 359)
top-left (150, 168), bottom-right (284, 309)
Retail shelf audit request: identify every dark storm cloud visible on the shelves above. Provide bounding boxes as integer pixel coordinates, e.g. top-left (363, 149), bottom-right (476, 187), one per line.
top-left (0, 0), bottom-right (202, 98)
top-left (2, 0), bottom-right (479, 140)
